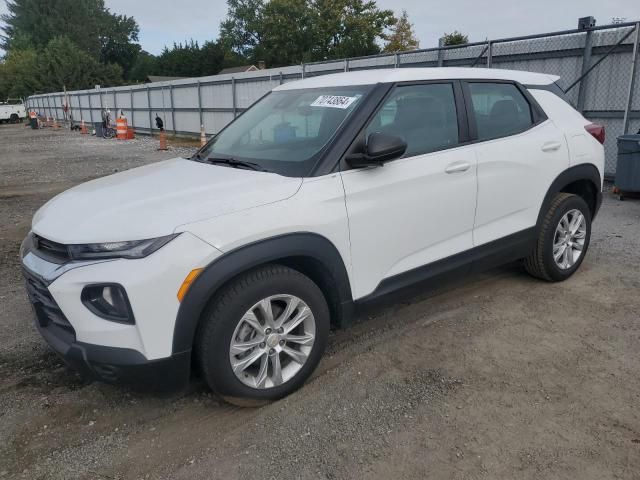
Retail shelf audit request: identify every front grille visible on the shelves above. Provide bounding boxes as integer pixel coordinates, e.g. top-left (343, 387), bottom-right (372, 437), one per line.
top-left (33, 234), bottom-right (71, 263)
top-left (23, 268), bottom-right (76, 338)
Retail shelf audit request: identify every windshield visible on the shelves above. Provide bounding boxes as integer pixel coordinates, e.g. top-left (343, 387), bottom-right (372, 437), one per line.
top-left (196, 85), bottom-right (372, 176)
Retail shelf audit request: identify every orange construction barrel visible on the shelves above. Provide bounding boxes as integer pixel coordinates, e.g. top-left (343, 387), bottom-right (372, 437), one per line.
top-left (126, 126), bottom-right (135, 139)
top-left (116, 118), bottom-right (128, 140)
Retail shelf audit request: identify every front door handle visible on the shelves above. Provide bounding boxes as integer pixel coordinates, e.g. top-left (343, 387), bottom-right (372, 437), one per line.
top-left (445, 162), bottom-right (471, 174)
top-left (541, 141), bottom-right (562, 152)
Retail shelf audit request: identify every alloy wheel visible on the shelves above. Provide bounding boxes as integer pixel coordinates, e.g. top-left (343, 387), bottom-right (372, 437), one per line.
top-left (229, 294), bottom-right (316, 389)
top-left (553, 209), bottom-right (586, 270)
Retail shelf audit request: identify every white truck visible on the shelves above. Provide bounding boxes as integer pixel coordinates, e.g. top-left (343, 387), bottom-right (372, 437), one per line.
top-left (0, 100), bottom-right (27, 123)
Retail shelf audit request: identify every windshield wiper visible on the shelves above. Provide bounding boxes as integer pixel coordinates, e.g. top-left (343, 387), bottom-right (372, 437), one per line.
top-left (205, 157), bottom-right (269, 172)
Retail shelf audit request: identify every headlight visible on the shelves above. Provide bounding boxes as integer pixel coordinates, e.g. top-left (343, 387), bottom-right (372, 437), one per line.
top-left (67, 234), bottom-right (180, 260)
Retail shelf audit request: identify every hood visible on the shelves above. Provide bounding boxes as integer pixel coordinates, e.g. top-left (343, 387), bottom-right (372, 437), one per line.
top-left (32, 158), bottom-right (302, 244)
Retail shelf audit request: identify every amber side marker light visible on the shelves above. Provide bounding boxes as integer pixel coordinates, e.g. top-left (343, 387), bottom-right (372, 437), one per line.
top-left (177, 268), bottom-right (203, 302)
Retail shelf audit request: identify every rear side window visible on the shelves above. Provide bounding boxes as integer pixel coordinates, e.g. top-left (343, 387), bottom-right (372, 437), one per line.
top-left (468, 83), bottom-right (533, 141)
top-left (366, 83), bottom-right (459, 157)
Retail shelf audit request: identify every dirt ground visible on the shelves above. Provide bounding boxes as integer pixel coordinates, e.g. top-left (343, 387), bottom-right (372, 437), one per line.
top-left (1, 123), bottom-right (639, 480)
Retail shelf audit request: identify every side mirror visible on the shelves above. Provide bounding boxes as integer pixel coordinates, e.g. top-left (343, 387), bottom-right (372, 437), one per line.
top-left (346, 132), bottom-right (407, 168)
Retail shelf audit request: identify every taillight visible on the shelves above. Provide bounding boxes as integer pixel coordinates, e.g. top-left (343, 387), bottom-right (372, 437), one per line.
top-left (585, 123), bottom-right (605, 145)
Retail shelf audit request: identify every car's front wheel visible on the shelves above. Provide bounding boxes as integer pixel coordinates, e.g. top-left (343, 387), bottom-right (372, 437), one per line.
top-left (525, 192), bottom-right (592, 281)
top-left (196, 265), bottom-right (329, 404)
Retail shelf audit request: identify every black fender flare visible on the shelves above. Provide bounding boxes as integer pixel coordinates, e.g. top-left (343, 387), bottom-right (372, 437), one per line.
top-left (172, 232), bottom-right (353, 354)
top-left (536, 163), bottom-right (602, 229)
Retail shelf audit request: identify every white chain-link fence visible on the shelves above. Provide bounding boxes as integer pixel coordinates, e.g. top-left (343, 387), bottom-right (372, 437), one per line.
top-left (26, 20), bottom-right (640, 177)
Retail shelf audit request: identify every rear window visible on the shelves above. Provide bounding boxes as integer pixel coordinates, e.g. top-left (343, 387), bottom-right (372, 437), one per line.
top-left (468, 83), bottom-right (533, 141)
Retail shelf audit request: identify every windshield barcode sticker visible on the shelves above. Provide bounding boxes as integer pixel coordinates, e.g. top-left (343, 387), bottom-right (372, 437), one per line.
top-left (311, 95), bottom-right (358, 109)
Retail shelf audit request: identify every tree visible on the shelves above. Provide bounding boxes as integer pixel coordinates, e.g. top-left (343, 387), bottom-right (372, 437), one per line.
top-left (219, 0), bottom-right (396, 66)
top-left (99, 13), bottom-right (141, 79)
top-left (128, 51), bottom-right (158, 83)
top-left (0, 35), bottom-right (123, 99)
top-left (0, 48), bottom-right (42, 98)
top-left (219, 0), bottom-right (266, 59)
top-left (383, 10), bottom-right (419, 53)
top-left (148, 40), bottom-right (242, 78)
top-left (1, 0), bottom-right (141, 77)
top-left (442, 30), bottom-right (468, 46)
top-left (2, 0), bottom-right (107, 56)
top-left (39, 36), bottom-right (122, 91)
top-left (313, 0), bottom-right (396, 60)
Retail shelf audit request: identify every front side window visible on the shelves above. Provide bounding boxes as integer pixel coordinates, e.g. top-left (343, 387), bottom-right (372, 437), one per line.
top-left (366, 83), bottom-right (459, 157)
top-left (198, 86), bottom-right (371, 176)
top-left (468, 82), bottom-right (533, 141)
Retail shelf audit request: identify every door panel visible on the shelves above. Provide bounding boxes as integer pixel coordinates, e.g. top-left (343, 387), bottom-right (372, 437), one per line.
top-left (473, 122), bottom-right (569, 245)
top-left (340, 82), bottom-right (478, 299)
top-left (465, 82), bottom-right (570, 246)
top-left (340, 146), bottom-right (477, 299)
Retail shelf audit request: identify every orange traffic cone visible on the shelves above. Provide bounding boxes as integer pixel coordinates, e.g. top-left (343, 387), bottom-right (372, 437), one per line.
top-left (158, 130), bottom-right (168, 151)
top-left (200, 124), bottom-right (207, 147)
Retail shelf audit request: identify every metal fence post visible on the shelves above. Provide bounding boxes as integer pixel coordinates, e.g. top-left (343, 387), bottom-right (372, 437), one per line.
top-left (169, 84), bottom-right (176, 134)
top-left (437, 37), bottom-right (445, 67)
top-left (577, 28), bottom-right (594, 112)
top-left (301, 63), bottom-right (306, 79)
top-left (344, 59), bottom-right (349, 72)
top-left (130, 88), bottom-right (134, 125)
top-left (623, 22), bottom-right (640, 134)
top-left (279, 71), bottom-right (283, 85)
top-left (88, 93), bottom-right (94, 124)
top-left (197, 80), bottom-right (203, 128)
top-left (113, 90), bottom-right (118, 116)
top-left (232, 77), bottom-right (237, 118)
top-left (146, 86), bottom-right (152, 134)
top-left (161, 85), bottom-right (167, 128)
top-left (394, 52), bottom-right (400, 68)
top-left (487, 41), bottom-right (493, 68)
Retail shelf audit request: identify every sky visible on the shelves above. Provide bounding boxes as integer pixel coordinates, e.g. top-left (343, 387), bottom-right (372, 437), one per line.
top-left (1, 0), bottom-right (639, 56)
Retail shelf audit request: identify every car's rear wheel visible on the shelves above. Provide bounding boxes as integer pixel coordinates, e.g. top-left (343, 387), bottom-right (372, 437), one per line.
top-left (10, 113), bottom-right (19, 123)
top-left (525, 193), bottom-right (592, 281)
top-left (196, 265), bottom-right (329, 404)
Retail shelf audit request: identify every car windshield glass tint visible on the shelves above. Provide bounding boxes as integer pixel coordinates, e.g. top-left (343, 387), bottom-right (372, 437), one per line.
top-left (196, 86), bottom-right (371, 176)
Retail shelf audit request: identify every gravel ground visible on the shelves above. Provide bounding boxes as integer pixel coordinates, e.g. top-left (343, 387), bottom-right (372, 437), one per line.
top-left (1, 123), bottom-right (639, 479)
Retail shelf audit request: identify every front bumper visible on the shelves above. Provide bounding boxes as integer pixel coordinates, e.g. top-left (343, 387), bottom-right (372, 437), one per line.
top-left (37, 312), bottom-right (191, 392)
top-left (24, 260), bottom-right (191, 392)
top-left (21, 231), bottom-right (222, 392)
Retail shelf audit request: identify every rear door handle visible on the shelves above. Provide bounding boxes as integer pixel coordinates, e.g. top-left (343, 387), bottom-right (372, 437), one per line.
top-left (541, 141), bottom-right (562, 152)
top-left (445, 162), bottom-right (471, 174)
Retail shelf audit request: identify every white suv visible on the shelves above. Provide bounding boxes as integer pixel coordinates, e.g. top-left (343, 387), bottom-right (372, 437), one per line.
top-left (22, 68), bottom-right (604, 402)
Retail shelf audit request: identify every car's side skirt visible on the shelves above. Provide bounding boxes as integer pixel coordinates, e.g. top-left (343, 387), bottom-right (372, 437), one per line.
top-left (355, 227), bottom-right (536, 308)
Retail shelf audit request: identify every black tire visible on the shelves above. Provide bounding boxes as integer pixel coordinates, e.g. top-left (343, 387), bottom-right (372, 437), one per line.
top-left (195, 265), bottom-right (330, 404)
top-left (524, 193), bottom-right (592, 282)
top-left (10, 113), bottom-right (19, 123)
